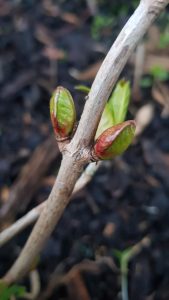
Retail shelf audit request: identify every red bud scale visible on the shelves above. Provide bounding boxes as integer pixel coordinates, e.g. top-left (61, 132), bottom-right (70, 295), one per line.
top-left (92, 120), bottom-right (136, 160)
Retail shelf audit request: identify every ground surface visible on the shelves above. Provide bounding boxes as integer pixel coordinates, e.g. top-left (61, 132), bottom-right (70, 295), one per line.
top-left (0, 1), bottom-right (169, 299)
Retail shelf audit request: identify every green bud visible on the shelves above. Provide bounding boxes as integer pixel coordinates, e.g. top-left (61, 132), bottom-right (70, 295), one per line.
top-left (93, 120), bottom-right (136, 160)
top-left (50, 86), bottom-right (76, 139)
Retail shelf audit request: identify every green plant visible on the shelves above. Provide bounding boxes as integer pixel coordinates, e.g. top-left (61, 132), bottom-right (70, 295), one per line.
top-left (114, 247), bottom-right (133, 300)
top-left (159, 26), bottom-right (169, 49)
top-left (96, 79), bottom-right (130, 138)
top-left (91, 14), bottom-right (114, 39)
top-left (113, 236), bottom-right (150, 300)
top-left (93, 120), bottom-right (135, 160)
top-left (140, 76), bottom-right (153, 88)
top-left (140, 65), bottom-right (169, 88)
top-left (2, 0), bottom-right (167, 286)
top-left (50, 86), bottom-right (76, 140)
top-left (51, 80), bottom-right (135, 160)
top-left (0, 282), bottom-right (25, 300)
top-left (75, 79), bottom-right (131, 139)
top-left (0, 79), bottom-right (134, 250)
top-left (75, 85), bottom-right (90, 93)
top-left (150, 65), bottom-right (169, 81)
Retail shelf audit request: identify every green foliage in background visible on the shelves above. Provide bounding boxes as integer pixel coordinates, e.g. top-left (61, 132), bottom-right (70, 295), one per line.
top-left (150, 65), bottom-right (169, 81)
top-left (91, 15), bottom-right (114, 39)
top-left (0, 282), bottom-right (25, 300)
top-left (159, 26), bottom-right (169, 49)
top-left (140, 65), bottom-right (169, 88)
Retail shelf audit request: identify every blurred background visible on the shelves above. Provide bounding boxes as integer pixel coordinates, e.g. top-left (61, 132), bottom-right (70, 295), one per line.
top-left (0, 0), bottom-right (169, 299)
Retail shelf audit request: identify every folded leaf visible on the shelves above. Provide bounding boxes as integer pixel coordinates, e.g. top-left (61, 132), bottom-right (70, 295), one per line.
top-left (108, 79), bottom-right (130, 125)
top-left (95, 79), bottom-right (131, 139)
top-left (95, 104), bottom-right (114, 139)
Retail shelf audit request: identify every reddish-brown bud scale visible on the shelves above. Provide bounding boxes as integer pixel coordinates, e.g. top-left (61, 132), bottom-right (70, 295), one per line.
top-left (92, 120), bottom-right (136, 160)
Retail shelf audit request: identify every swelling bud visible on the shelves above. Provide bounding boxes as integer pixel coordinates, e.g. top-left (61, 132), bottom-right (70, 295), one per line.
top-left (93, 120), bottom-right (136, 160)
top-left (50, 86), bottom-right (76, 140)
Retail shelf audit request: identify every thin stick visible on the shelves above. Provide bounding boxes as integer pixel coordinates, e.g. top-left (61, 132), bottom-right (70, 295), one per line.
top-left (0, 163), bottom-right (101, 247)
top-left (2, 0), bottom-right (168, 284)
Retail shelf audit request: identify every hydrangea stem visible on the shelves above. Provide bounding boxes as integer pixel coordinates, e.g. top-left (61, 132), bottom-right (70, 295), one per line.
top-left (2, 0), bottom-right (168, 284)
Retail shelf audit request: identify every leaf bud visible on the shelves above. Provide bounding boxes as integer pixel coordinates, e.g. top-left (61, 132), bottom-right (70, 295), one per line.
top-left (92, 120), bottom-right (136, 160)
top-left (50, 86), bottom-right (76, 140)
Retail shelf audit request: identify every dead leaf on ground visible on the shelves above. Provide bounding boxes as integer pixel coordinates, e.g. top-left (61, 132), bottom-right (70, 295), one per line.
top-left (42, 47), bottom-right (65, 60)
top-left (69, 60), bottom-right (102, 81)
top-left (0, 186), bottom-right (10, 204)
top-left (103, 222), bottom-right (116, 237)
top-left (42, 0), bottom-right (60, 17)
top-left (144, 54), bottom-right (169, 73)
top-left (35, 24), bottom-right (55, 46)
top-left (43, 0), bottom-right (81, 25)
top-left (135, 103), bottom-right (154, 136)
top-left (61, 12), bottom-right (81, 26)
top-left (129, 54), bottom-right (169, 74)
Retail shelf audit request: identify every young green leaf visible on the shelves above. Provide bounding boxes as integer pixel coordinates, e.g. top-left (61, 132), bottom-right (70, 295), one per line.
top-left (50, 86), bottom-right (76, 139)
top-left (95, 104), bottom-right (114, 139)
top-left (113, 247), bottom-right (133, 300)
top-left (93, 120), bottom-right (136, 160)
top-left (74, 85), bottom-right (90, 93)
top-left (96, 79), bottom-right (131, 139)
top-left (113, 247), bottom-right (133, 274)
top-left (108, 79), bottom-right (130, 125)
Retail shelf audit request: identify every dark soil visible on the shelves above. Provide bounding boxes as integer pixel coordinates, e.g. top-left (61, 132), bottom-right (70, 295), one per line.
top-left (0, 1), bottom-right (169, 299)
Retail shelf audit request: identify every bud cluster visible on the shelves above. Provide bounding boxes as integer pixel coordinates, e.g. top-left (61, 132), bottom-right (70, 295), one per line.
top-left (49, 84), bottom-right (136, 160)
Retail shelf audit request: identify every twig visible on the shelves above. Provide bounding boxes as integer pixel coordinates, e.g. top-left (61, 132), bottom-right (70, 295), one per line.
top-left (0, 113), bottom-right (150, 246)
top-left (0, 162), bottom-right (101, 247)
top-left (38, 257), bottom-right (116, 300)
top-left (23, 270), bottom-right (41, 300)
top-left (2, 0), bottom-right (168, 284)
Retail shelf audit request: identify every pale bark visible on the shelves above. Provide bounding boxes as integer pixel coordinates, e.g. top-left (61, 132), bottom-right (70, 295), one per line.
top-left (2, 0), bottom-right (168, 284)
